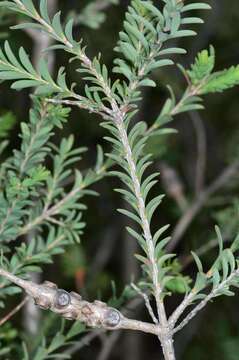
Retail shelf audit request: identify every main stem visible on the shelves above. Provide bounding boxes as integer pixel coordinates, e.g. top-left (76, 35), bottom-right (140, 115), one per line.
top-left (114, 114), bottom-right (175, 360)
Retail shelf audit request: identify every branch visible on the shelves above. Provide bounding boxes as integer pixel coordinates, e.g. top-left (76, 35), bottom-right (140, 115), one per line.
top-left (0, 232), bottom-right (65, 290)
top-left (0, 268), bottom-right (160, 336)
top-left (19, 163), bottom-right (107, 236)
top-left (169, 292), bottom-right (195, 329)
top-left (11, 0), bottom-right (116, 108)
top-left (65, 329), bottom-right (104, 356)
top-left (97, 331), bottom-right (121, 360)
top-left (0, 296), bottom-right (29, 326)
top-left (173, 268), bottom-right (239, 334)
top-left (159, 162), bottom-right (188, 212)
top-left (146, 84), bottom-right (204, 137)
top-left (114, 119), bottom-right (167, 321)
top-left (113, 111), bottom-right (176, 359)
top-left (190, 111), bottom-right (207, 194)
top-left (131, 283), bottom-right (158, 325)
top-left (46, 98), bottom-right (112, 120)
top-left (167, 160), bottom-right (239, 251)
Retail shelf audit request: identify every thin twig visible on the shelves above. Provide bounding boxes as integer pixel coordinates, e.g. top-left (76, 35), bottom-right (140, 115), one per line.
top-left (131, 283), bottom-right (158, 324)
top-left (169, 292), bottom-right (195, 329)
top-left (159, 161), bottom-right (188, 212)
top-left (0, 297), bottom-right (29, 326)
top-left (65, 329), bottom-right (104, 356)
top-left (190, 111), bottom-right (207, 194)
top-left (97, 331), bottom-right (121, 360)
top-left (170, 233), bottom-right (231, 327)
top-left (173, 268), bottom-right (239, 334)
top-left (19, 164), bottom-right (106, 236)
top-left (46, 98), bottom-right (111, 120)
top-left (168, 160), bottom-right (239, 252)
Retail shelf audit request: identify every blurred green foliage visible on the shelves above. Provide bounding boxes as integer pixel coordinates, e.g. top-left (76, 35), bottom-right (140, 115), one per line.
top-left (0, 111), bottom-right (16, 138)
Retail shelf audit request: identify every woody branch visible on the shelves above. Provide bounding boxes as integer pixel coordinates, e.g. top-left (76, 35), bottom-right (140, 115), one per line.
top-left (0, 268), bottom-right (160, 336)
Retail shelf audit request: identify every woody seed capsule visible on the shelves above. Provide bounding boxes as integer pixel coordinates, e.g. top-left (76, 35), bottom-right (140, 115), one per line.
top-left (104, 309), bottom-right (121, 327)
top-left (55, 290), bottom-right (71, 308)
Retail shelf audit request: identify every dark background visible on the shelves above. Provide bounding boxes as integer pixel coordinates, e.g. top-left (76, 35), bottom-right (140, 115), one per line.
top-left (1, 1), bottom-right (239, 359)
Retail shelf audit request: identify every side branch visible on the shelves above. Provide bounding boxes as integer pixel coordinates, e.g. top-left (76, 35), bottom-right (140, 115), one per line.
top-left (168, 160), bottom-right (239, 251)
top-left (173, 268), bottom-right (239, 334)
top-left (0, 268), bottom-right (159, 336)
top-left (0, 296), bottom-right (29, 326)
